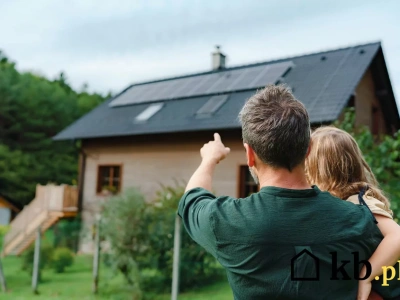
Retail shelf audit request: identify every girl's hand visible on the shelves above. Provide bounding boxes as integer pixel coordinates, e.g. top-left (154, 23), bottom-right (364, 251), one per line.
top-left (358, 281), bottom-right (383, 300)
top-left (357, 280), bottom-right (372, 300)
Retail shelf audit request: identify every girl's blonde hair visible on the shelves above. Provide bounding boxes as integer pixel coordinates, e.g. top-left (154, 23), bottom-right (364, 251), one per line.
top-left (305, 126), bottom-right (390, 209)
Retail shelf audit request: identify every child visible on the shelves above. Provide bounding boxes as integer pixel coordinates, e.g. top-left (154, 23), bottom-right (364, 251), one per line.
top-left (305, 126), bottom-right (400, 300)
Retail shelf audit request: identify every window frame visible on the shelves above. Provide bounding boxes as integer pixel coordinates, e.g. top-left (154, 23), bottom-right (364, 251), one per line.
top-left (195, 95), bottom-right (229, 118)
top-left (96, 164), bottom-right (123, 195)
top-left (134, 103), bottom-right (164, 123)
top-left (237, 165), bottom-right (259, 198)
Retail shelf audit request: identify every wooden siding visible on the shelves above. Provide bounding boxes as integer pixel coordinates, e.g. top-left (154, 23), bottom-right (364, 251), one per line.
top-left (79, 130), bottom-right (247, 253)
top-left (355, 69), bottom-right (386, 134)
top-left (82, 130), bottom-right (247, 204)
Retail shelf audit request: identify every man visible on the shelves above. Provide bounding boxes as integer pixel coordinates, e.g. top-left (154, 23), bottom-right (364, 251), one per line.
top-left (177, 85), bottom-right (387, 299)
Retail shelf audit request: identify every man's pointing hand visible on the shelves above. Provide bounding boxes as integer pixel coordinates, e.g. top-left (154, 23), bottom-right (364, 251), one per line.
top-left (200, 133), bottom-right (230, 165)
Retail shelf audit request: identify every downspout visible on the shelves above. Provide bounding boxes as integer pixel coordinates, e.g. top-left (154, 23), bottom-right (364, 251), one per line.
top-left (74, 139), bottom-right (87, 253)
top-left (77, 143), bottom-right (86, 213)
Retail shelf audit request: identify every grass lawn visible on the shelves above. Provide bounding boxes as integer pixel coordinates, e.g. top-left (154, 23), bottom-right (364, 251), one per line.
top-left (154, 282), bottom-right (232, 300)
top-left (0, 255), bottom-right (232, 300)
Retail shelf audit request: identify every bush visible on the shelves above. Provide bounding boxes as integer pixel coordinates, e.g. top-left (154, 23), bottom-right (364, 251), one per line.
top-left (52, 247), bottom-right (74, 273)
top-left (139, 268), bottom-right (166, 298)
top-left (21, 243), bottom-right (54, 281)
top-left (0, 225), bottom-right (9, 249)
top-left (147, 184), bottom-right (224, 292)
top-left (101, 188), bottom-right (150, 292)
top-left (0, 225), bottom-right (9, 237)
top-left (101, 184), bottom-right (224, 297)
top-left (53, 218), bottom-right (81, 252)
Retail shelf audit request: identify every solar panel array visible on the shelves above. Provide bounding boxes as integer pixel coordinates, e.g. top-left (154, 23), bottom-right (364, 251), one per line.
top-left (109, 61), bottom-right (294, 107)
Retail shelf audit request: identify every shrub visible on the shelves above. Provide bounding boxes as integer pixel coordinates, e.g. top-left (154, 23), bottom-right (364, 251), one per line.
top-left (0, 225), bottom-right (9, 249)
top-left (53, 218), bottom-right (81, 252)
top-left (151, 184), bottom-right (224, 291)
top-left (139, 268), bottom-right (166, 298)
top-left (0, 225), bottom-right (9, 237)
top-left (101, 188), bottom-right (151, 292)
top-left (101, 184), bottom-right (224, 296)
top-left (52, 247), bottom-right (74, 273)
top-left (21, 243), bottom-right (54, 281)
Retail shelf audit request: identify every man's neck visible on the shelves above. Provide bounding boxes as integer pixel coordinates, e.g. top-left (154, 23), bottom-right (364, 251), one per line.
top-left (257, 164), bottom-right (311, 190)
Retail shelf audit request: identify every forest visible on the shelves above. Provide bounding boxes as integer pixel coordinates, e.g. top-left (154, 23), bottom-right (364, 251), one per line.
top-left (0, 51), bottom-right (107, 206)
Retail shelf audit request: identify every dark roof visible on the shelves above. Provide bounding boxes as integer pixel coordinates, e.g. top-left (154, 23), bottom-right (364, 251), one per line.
top-left (0, 193), bottom-right (22, 212)
top-left (54, 42), bottom-right (399, 140)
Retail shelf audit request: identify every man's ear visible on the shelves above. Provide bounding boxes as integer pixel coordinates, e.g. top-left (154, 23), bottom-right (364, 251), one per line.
top-left (244, 143), bottom-right (256, 167)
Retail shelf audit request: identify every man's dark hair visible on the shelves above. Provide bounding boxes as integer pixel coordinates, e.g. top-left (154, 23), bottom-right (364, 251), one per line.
top-left (238, 84), bottom-right (310, 171)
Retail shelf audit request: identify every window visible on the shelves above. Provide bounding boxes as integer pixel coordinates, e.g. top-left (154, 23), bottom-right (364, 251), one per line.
top-left (96, 165), bottom-right (122, 194)
top-left (134, 103), bottom-right (164, 123)
top-left (347, 94), bottom-right (355, 108)
top-left (238, 165), bottom-right (259, 198)
top-left (195, 95), bottom-right (228, 118)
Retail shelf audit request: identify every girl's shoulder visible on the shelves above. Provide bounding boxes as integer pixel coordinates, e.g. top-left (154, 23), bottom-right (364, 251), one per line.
top-left (346, 194), bottom-right (393, 219)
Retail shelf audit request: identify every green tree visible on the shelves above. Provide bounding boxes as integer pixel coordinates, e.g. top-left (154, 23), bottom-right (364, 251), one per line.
top-left (0, 51), bottom-right (106, 205)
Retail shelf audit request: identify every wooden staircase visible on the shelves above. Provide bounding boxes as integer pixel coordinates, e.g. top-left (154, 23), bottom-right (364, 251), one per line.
top-left (2, 184), bottom-right (78, 256)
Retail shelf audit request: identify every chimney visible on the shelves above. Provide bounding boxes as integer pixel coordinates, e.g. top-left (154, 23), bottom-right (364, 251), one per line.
top-left (212, 45), bottom-right (226, 70)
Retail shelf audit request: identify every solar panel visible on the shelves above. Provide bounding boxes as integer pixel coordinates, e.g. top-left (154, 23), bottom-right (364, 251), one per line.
top-left (134, 103), bottom-right (164, 123)
top-left (250, 63), bottom-right (293, 88)
top-left (207, 69), bottom-right (245, 93)
top-left (109, 61), bottom-right (294, 107)
top-left (170, 76), bottom-right (200, 99)
top-left (162, 77), bottom-right (187, 97)
top-left (187, 73), bottom-right (221, 96)
top-left (144, 81), bottom-right (171, 102)
top-left (196, 95), bottom-right (229, 117)
top-left (109, 84), bottom-right (148, 107)
top-left (227, 66), bottom-right (264, 91)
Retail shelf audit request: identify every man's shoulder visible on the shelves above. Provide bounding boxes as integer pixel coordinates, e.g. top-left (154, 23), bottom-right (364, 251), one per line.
top-left (313, 191), bottom-right (364, 210)
top-left (181, 187), bottom-right (237, 202)
top-left (179, 187), bottom-right (237, 212)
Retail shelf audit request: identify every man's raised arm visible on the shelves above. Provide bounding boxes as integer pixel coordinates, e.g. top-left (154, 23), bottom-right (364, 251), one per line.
top-left (185, 133), bottom-right (230, 192)
top-left (177, 133), bottom-right (230, 256)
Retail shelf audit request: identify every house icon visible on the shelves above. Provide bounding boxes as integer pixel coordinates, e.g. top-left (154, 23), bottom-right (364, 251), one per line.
top-left (291, 248), bottom-right (320, 281)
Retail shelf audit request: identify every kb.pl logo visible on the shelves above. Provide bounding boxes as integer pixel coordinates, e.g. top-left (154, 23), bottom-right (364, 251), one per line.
top-left (291, 248), bottom-right (400, 286)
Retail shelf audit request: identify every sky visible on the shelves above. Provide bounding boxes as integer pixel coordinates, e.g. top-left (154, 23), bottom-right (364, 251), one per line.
top-left (1, 0), bottom-right (400, 107)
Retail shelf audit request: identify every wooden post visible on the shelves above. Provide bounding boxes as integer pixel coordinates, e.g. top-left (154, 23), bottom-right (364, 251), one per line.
top-left (0, 258), bottom-right (7, 293)
top-left (171, 215), bottom-right (182, 300)
top-left (0, 235), bottom-right (7, 292)
top-left (92, 216), bottom-right (101, 294)
top-left (32, 226), bottom-right (41, 294)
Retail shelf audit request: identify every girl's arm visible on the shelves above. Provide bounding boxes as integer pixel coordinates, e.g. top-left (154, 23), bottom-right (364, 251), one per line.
top-left (358, 215), bottom-right (400, 300)
top-left (362, 215), bottom-right (400, 280)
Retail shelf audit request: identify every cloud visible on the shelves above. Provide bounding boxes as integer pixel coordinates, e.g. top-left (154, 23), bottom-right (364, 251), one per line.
top-left (0, 0), bottom-right (399, 108)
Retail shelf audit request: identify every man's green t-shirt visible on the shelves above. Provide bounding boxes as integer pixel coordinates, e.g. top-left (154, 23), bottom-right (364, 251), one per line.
top-left (178, 186), bottom-right (388, 300)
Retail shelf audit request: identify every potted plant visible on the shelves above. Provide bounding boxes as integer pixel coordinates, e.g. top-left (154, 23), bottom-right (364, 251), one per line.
top-left (100, 185), bottom-right (118, 196)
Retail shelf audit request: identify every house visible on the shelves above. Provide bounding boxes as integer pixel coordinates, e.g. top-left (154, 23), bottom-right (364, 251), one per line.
top-left (54, 42), bottom-right (400, 253)
top-left (0, 193), bottom-right (21, 226)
